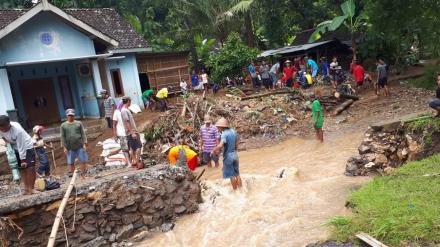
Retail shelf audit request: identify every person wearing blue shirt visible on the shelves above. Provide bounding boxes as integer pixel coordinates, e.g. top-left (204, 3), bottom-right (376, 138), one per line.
top-left (248, 61), bottom-right (259, 90)
top-left (305, 56), bottom-right (319, 78)
top-left (191, 70), bottom-right (199, 89)
top-left (320, 57), bottom-right (329, 77)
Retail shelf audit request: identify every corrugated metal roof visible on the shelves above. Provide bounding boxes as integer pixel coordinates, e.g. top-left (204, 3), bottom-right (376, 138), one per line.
top-left (259, 40), bottom-right (333, 57)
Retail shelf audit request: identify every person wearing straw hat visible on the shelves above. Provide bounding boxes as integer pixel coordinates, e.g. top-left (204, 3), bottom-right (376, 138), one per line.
top-left (283, 59), bottom-right (296, 88)
top-left (212, 117), bottom-right (242, 190)
top-left (199, 115), bottom-right (219, 167)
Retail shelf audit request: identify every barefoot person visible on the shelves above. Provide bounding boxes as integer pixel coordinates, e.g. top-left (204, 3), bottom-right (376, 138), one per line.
top-left (199, 115), bottom-right (219, 167)
top-left (429, 73), bottom-right (440, 117)
top-left (310, 93), bottom-right (324, 143)
top-left (376, 58), bottom-right (389, 96)
top-left (121, 96), bottom-right (142, 167)
top-left (61, 109), bottom-right (88, 177)
top-left (32, 125), bottom-right (52, 177)
top-left (0, 115), bottom-right (37, 195)
top-left (212, 117), bottom-right (242, 190)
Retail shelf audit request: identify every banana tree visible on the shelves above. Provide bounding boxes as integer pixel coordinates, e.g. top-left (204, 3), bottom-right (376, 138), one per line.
top-left (194, 34), bottom-right (216, 66)
top-left (308, 0), bottom-right (367, 60)
top-left (220, 0), bottom-right (256, 47)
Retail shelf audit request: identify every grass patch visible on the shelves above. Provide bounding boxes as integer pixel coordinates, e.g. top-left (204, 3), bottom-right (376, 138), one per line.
top-left (407, 64), bottom-right (440, 90)
top-left (328, 154), bottom-right (440, 246)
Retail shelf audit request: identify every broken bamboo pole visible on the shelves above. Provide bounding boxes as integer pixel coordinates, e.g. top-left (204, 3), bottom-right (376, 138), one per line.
top-left (47, 169), bottom-right (79, 247)
top-left (355, 232), bottom-right (388, 247)
top-left (181, 101), bottom-right (187, 117)
top-left (333, 99), bottom-right (354, 115)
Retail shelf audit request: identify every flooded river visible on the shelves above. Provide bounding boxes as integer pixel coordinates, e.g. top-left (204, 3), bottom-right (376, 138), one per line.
top-left (139, 132), bottom-right (370, 247)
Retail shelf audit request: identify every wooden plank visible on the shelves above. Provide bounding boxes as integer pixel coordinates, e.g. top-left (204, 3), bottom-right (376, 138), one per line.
top-left (356, 232), bottom-right (389, 247)
top-left (142, 65), bottom-right (189, 73)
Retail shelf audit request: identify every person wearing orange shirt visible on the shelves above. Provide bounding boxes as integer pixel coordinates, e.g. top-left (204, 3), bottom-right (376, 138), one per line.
top-left (162, 143), bottom-right (198, 171)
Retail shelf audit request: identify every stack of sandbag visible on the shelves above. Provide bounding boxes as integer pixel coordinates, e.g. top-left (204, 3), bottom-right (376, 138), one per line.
top-left (97, 138), bottom-right (127, 166)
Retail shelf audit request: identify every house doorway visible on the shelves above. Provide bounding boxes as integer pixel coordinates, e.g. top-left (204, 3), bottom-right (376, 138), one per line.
top-left (19, 78), bottom-right (60, 125)
top-left (139, 73), bottom-right (150, 92)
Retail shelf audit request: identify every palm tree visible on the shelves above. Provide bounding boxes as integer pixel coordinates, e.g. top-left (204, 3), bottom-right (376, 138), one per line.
top-left (220, 0), bottom-right (256, 47)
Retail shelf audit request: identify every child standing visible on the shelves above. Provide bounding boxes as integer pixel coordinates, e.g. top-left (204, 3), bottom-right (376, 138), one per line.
top-left (32, 125), bottom-right (52, 177)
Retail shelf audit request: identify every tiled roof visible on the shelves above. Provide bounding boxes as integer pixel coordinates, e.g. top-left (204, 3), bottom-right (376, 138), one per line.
top-left (0, 7), bottom-right (149, 50)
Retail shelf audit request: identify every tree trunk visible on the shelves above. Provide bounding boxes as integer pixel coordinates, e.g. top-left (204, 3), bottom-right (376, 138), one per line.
top-left (351, 33), bottom-right (357, 60)
top-left (244, 12), bottom-right (255, 47)
top-left (190, 33), bottom-right (199, 73)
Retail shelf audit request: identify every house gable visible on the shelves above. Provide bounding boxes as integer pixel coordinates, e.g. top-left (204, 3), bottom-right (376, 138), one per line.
top-left (0, 12), bottom-right (97, 64)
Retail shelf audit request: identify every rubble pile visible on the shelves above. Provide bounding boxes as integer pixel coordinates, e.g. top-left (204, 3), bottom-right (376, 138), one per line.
top-left (345, 116), bottom-right (440, 176)
top-left (1, 165), bottom-right (202, 246)
top-left (143, 90), bottom-right (316, 160)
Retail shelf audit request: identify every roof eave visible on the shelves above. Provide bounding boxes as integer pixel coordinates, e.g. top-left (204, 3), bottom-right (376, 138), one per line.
top-left (0, 2), bottom-right (119, 47)
top-left (110, 47), bottom-right (152, 54)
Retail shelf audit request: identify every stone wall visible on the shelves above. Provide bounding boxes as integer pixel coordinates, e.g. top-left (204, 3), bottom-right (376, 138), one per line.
top-left (345, 117), bottom-right (440, 176)
top-left (1, 165), bottom-right (202, 246)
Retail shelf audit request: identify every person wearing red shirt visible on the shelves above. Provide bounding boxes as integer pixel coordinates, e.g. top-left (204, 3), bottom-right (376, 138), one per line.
top-left (353, 60), bottom-right (365, 90)
top-left (283, 60), bottom-right (296, 88)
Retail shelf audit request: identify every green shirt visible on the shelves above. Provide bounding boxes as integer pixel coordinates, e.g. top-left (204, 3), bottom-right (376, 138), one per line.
top-left (312, 99), bottom-right (324, 127)
top-left (60, 121), bottom-right (87, 151)
top-left (142, 89), bottom-right (154, 100)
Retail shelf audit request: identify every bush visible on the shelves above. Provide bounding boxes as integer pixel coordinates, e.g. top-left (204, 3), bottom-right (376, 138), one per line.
top-left (207, 32), bottom-right (260, 84)
top-left (407, 64), bottom-right (440, 89)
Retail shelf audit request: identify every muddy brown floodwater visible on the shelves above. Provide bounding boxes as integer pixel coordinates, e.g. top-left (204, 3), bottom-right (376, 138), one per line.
top-left (138, 132), bottom-right (370, 247)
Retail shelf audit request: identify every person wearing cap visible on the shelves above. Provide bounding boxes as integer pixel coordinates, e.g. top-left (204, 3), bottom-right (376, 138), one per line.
top-left (212, 117), bottom-right (242, 190)
top-left (199, 115), bottom-right (219, 168)
top-left (283, 59), bottom-right (296, 88)
top-left (121, 96), bottom-right (142, 166)
top-left (156, 87), bottom-right (169, 112)
top-left (0, 115), bottom-right (37, 195)
top-left (60, 109), bottom-right (88, 177)
top-left (310, 93), bottom-right (324, 142)
top-left (162, 142), bottom-right (198, 171)
top-left (32, 125), bottom-right (52, 177)
top-left (100, 89), bottom-right (115, 129)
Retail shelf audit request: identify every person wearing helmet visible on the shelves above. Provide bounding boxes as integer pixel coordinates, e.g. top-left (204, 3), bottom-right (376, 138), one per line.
top-left (212, 117), bottom-right (242, 190)
top-left (32, 125), bottom-right (52, 177)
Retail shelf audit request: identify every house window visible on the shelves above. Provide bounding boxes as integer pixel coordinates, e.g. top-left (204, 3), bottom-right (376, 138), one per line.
top-left (111, 69), bottom-right (124, 97)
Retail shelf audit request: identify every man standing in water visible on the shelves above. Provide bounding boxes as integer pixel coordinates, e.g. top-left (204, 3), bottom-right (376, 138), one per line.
top-left (212, 117), bottom-right (242, 190)
top-left (310, 93), bottom-right (324, 143)
top-left (0, 115), bottom-right (37, 195)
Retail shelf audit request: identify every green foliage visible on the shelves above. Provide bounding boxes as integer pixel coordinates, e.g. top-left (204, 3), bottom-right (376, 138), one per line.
top-left (407, 64), bottom-right (440, 90)
top-left (207, 32), bottom-right (259, 83)
top-left (329, 154), bottom-right (440, 245)
top-left (194, 34), bottom-right (216, 66)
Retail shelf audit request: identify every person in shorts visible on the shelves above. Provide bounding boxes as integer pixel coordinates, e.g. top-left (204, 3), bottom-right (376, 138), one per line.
top-left (376, 58), bottom-right (389, 96)
top-left (121, 96), bottom-right (142, 166)
top-left (61, 109), bottom-right (88, 177)
top-left (329, 57), bottom-right (339, 88)
top-left (32, 125), bottom-right (52, 177)
top-left (212, 117), bottom-right (242, 190)
top-left (199, 115), bottom-right (219, 167)
top-left (352, 59), bottom-right (365, 91)
top-left (429, 73), bottom-right (440, 117)
top-left (113, 107), bottom-right (130, 166)
top-left (0, 115), bottom-right (37, 195)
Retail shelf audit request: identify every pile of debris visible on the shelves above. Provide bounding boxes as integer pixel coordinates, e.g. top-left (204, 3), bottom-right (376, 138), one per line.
top-left (143, 88), bottom-right (355, 161)
top-left (345, 116), bottom-right (440, 176)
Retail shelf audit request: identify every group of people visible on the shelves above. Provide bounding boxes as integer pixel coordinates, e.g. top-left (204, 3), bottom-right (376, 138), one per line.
top-left (161, 115), bottom-right (242, 190)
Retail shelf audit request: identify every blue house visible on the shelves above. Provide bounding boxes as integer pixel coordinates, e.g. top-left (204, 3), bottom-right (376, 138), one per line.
top-left (0, 0), bottom-right (151, 126)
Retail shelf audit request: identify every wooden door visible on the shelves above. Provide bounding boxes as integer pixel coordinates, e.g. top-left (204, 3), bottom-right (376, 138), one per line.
top-left (19, 78), bottom-right (60, 125)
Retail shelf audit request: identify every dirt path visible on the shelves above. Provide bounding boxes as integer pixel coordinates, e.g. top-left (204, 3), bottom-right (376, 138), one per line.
top-left (139, 132), bottom-right (370, 246)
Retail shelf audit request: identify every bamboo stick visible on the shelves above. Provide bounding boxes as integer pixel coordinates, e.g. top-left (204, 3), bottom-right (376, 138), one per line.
top-left (47, 169), bottom-right (79, 247)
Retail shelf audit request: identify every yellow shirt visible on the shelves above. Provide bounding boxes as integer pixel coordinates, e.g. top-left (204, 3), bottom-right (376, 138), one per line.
top-left (168, 145), bottom-right (197, 164)
top-left (156, 88), bottom-right (168, 99)
top-left (305, 74), bottom-right (313, 84)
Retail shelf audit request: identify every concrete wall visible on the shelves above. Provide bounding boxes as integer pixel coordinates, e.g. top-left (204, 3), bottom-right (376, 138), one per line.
top-left (105, 54), bottom-right (143, 107)
top-left (0, 12), bottom-right (96, 65)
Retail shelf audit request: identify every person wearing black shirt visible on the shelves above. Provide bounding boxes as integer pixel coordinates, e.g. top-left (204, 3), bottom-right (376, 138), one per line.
top-left (428, 73), bottom-right (440, 117)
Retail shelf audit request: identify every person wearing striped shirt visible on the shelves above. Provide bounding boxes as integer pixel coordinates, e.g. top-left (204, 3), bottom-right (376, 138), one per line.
top-left (199, 115), bottom-right (219, 167)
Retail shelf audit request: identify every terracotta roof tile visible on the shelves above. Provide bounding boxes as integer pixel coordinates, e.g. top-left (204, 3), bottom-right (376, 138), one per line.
top-left (0, 7), bottom-right (149, 50)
